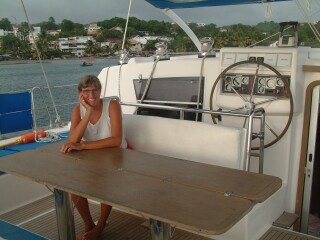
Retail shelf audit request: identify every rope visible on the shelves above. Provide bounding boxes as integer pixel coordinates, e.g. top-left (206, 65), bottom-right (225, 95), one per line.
top-left (265, 3), bottom-right (273, 18)
top-left (134, 57), bottom-right (160, 114)
top-left (35, 131), bottom-right (65, 143)
top-left (118, 64), bottom-right (124, 100)
top-left (20, 0), bottom-right (62, 127)
top-left (139, 57), bottom-right (160, 103)
top-left (121, 0), bottom-right (133, 50)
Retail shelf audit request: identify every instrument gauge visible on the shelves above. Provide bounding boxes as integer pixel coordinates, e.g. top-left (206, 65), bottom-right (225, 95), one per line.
top-left (225, 84), bottom-right (231, 92)
top-left (242, 77), bottom-right (249, 85)
top-left (258, 77), bottom-right (266, 85)
top-left (233, 76), bottom-right (241, 86)
top-left (266, 79), bottom-right (276, 89)
top-left (225, 76), bottom-right (232, 85)
top-left (277, 78), bottom-right (284, 87)
top-left (257, 86), bottom-right (265, 94)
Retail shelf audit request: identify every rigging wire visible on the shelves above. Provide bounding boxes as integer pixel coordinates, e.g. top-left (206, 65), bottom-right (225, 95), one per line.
top-left (117, 0), bottom-right (133, 100)
top-left (265, 3), bottom-right (273, 18)
top-left (122, 0), bottom-right (133, 50)
top-left (294, 0), bottom-right (320, 42)
top-left (246, 26), bottom-right (292, 48)
top-left (20, 0), bottom-right (62, 127)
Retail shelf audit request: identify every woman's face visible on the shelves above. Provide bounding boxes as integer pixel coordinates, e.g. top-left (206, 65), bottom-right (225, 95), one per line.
top-left (79, 85), bottom-right (101, 107)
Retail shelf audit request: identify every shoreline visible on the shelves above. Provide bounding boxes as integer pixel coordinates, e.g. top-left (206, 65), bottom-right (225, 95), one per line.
top-left (0, 56), bottom-right (119, 65)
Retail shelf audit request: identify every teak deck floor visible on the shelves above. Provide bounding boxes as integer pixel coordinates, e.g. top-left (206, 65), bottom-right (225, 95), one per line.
top-left (0, 195), bottom-right (211, 240)
top-left (1, 195), bottom-right (320, 240)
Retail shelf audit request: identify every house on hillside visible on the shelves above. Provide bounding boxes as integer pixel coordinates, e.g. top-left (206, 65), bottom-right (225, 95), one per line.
top-left (84, 23), bottom-right (101, 35)
top-left (47, 30), bottom-right (60, 36)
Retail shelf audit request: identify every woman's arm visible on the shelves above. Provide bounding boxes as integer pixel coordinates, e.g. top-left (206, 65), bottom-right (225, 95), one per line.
top-left (67, 104), bottom-right (91, 143)
top-left (60, 100), bottom-right (123, 152)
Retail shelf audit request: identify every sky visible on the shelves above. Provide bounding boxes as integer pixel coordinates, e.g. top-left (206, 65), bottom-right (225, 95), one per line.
top-left (1, 0), bottom-right (320, 27)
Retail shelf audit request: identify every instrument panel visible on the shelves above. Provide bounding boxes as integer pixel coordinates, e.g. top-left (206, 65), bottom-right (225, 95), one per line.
top-left (221, 74), bottom-right (290, 97)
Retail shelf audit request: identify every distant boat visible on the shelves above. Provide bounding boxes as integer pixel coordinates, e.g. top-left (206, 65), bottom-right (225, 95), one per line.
top-left (80, 61), bottom-right (93, 66)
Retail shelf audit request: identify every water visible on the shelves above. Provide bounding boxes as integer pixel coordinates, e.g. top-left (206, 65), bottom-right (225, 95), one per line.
top-left (0, 58), bottom-right (119, 128)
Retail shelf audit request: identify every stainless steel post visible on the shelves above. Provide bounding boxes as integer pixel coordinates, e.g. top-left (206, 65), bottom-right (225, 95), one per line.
top-left (54, 189), bottom-right (76, 240)
top-left (150, 219), bottom-right (171, 240)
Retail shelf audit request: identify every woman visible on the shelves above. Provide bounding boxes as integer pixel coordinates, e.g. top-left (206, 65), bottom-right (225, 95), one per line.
top-left (60, 75), bottom-right (127, 240)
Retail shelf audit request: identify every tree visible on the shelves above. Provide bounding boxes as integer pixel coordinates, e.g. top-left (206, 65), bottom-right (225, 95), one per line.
top-left (40, 16), bottom-right (58, 31)
top-left (18, 22), bottom-right (32, 41)
top-left (0, 18), bottom-right (12, 31)
top-left (143, 39), bottom-right (158, 51)
top-left (36, 29), bottom-right (51, 58)
top-left (60, 19), bottom-right (75, 33)
top-left (0, 35), bottom-right (20, 54)
top-left (85, 40), bottom-right (95, 55)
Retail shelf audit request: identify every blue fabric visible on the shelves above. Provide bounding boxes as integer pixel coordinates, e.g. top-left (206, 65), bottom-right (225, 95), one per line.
top-left (0, 92), bottom-right (33, 134)
top-left (5, 141), bottom-right (54, 152)
top-left (0, 220), bottom-right (47, 240)
top-left (145, 0), bottom-right (291, 9)
top-left (0, 132), bottom-right (68, 175)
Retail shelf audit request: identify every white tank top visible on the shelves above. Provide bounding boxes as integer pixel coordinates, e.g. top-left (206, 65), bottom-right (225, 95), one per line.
top-left (80, 98), bottom-right (127, 148)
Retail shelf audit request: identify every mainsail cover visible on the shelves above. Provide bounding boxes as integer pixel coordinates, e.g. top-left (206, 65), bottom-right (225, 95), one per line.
top-left (145, 0), bottom-right (292, 9)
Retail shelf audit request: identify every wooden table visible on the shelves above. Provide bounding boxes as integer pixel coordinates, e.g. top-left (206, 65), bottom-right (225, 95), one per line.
top-left (0, 142), bottom-right (282, 240)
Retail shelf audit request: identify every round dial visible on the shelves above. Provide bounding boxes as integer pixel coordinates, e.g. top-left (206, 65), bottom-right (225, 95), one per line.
top-left (225, 76), bottom-right (232, 85)
top-left (242, 77), bottom-right (249, 85)
top-left (277, 78), bottom-right (284, 87)
top-left (258, 77), bottom-right (266, 85)
top-left (233, 76), bottom-right (241, 86)
top-left (225, 83), bottom-right (231, 92)
top-left (266, 79), bottom-right (276, 88)
top-left (257, 86), bottom-right (265, 94)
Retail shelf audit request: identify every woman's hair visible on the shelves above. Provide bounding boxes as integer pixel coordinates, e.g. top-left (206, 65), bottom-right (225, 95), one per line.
top-left (78, 75), bottom-right (102, 92)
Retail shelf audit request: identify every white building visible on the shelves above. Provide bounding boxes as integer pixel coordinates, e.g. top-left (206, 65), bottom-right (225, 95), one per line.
top-left (58, 36), bottom-right (95, 56)
top-left (129, 35), bottom-right (173, 52)
top-left (84, 23), bottom-right (101, 35)
top-left (28, 26), bottom-right (41, 46)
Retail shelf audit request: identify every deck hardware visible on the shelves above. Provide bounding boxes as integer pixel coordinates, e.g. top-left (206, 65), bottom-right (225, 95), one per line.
top-left (224, 191), bottom-right (233, 197)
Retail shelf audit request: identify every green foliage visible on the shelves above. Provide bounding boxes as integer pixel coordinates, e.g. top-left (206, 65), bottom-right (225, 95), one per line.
top-left (39, 17), bottom-right (58, 31)
top-left (2, 15), bottom-right (320, 57)
top-left (18, 22), bottom-right (31, 41)
top-left (0, 18), bottom-right (13, 31)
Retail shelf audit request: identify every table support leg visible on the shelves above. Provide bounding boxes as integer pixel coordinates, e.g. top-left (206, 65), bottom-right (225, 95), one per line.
top-left (54, 189), bottom-right (76, 240)
top-left (150, 219), bottom-right (171, 240)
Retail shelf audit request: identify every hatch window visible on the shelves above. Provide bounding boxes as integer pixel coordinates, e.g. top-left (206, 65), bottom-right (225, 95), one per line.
top-left (133, 77), bottom-right (204, 121)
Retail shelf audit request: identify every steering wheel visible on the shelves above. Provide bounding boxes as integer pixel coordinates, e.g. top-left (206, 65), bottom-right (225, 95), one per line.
top-left (209, 60), bottom-right (293, 149)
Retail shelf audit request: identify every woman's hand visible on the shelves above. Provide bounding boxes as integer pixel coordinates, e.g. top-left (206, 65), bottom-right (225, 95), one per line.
top-left (79, 94), bottom-right (93, 113)
top-left (60, 142), bottom-right (83, 153)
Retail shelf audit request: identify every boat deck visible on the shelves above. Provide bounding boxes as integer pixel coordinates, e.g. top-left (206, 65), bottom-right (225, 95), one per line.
top-left (1, 194), bottom-right (320, 240)
top-left (0, 195), bottom-right (211, 240)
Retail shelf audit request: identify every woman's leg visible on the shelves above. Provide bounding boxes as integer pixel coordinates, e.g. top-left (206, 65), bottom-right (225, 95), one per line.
top-left (71, 194), bottom-right (95, 233)
top-left (83, 203), bottom-right (112, 240)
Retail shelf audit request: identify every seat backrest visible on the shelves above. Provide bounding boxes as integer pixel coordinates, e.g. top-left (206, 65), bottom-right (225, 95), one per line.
top-left (0, 92), bottom-right (34, 135)
top-left (123, 114), bottom-right (247, 169)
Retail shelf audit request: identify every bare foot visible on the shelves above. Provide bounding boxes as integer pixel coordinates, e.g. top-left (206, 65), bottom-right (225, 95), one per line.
top-left (77, 223), bottom-right (95, 240)
top-left (82, 222), bottom-right (106, 240)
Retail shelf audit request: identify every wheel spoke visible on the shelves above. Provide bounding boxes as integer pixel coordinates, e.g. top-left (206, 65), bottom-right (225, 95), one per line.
top-left (249, 63), bottom-right (260, 102)
top-left (230, 85), bottom-right (248, 103)
top-left (243, 117), bottom-right (247, 128)
top-left (265, 121), bottom-right (279, 138)
top-left (253, 95), bottom-right (289, 107)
